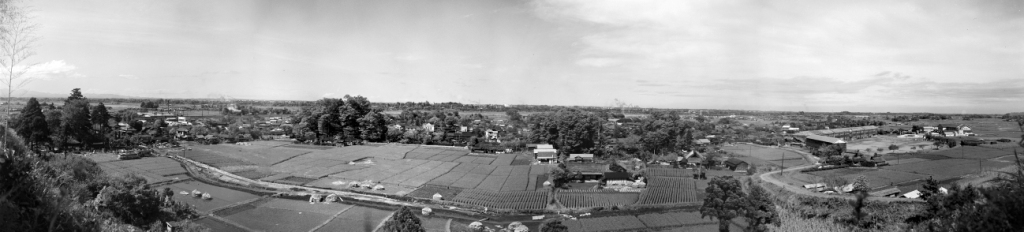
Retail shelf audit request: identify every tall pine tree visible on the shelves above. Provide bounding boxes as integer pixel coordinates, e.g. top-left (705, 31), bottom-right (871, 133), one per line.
top-left (16, 98), bottom-right (50, 147)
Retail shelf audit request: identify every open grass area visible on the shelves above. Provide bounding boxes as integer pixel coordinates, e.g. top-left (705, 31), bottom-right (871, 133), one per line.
top-left (930, 145), bottom-right (1017, 160)
top-left (98, 157), bottom-right (189, 184)
top-left (845, 136), bottom-right (935, 154)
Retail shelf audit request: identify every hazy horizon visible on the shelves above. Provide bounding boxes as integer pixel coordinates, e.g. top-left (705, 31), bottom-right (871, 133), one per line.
top-left (13, 0), bottom-right (1024, 114)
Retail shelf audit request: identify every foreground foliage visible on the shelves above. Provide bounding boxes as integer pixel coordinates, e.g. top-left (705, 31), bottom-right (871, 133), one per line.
top-left (0, 126), bottom-right (205, 231)
top-left (380, 206), bottom-right (424, 232)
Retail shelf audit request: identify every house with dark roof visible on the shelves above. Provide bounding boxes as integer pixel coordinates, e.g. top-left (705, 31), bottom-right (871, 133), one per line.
top-left (568, 154), bottom-right (595, 163)
top-left (723, 158), bottom-right (749, 172)
top-left (567, 163), bottom-right (610, 180)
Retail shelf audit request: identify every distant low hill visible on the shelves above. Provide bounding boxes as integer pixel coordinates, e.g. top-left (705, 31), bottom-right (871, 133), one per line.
top-left (0, 89), bottom-right (137, 99)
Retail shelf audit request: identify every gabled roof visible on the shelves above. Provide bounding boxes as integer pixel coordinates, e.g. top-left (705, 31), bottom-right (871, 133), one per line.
top-left (603, 172), bottom-right (631, 181)
top-left (536, 152), bottom-right (556, 159)
top-left (568, 154), bottom-right (594, 160)
top-left (684, 150), bottom-right (704, 160)
top-left (869, 187), bottom-right (901, 197)
top-left (806, 135), bottom-right (845, 144)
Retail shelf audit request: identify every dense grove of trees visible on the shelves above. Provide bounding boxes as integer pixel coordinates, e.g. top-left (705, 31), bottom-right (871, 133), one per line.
top-left (10, 89), bottom-right (120, 150)
top-left (291, 95), bottom-right (389, 143)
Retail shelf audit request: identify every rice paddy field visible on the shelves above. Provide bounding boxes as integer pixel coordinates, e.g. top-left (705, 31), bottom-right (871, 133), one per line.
top-left (805, 144), bottom-right (1017, 191)
top-left (164, 180), bottom-right (262, 213)
top-left (560, 211), bottom-right (744, 232)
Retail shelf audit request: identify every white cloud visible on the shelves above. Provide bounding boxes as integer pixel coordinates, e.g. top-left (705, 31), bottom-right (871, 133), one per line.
top-left (532, 0), bottom-right (1024, 112)
top-left (22, 60), bottom-right (84, 80)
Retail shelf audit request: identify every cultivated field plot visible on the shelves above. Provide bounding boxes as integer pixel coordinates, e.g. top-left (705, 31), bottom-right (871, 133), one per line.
top-left (491, 154), bottom-right (517, 166)
top-left (556, 192), bottom-right (639, 208)
top-left (427, 164), bottom-right (544, 191)
top-left (98, 157), bottom-right (188, 184)
top-left (407, 185), bottom-right (464, 200)
top-left (182, 149), bottom-right (253, 169)
top-left (404, 146), bottom-right (471, 162)
top-left (451, 189), bottom-right (549, 210)
top-left (578, 215), bottom-right (647, 232)
top-left (883, 159), bottom-right (1010, 179)
top-left (885, 157), bottom-right (932, 165)
top-left (164, 180), bottom-right (261, 213)
top-left (636, 177), bottom-right (701, 205)
top-left (270, 144), bottom-right (425, 178)
top-left (315, 206), bottom-right (393, 232)
top-left (191, 144), bottom-right (311, 166)
top-left (281, 144), bottom-right (334, 150)
top-left (722, 144), bottom-right (801, 161)
top-left (195, 218), bottom-right (246, 232)
top-left (931, 146), bottom-right (1015, 160)
top-left (221, 206), bottom-right (333, 232)
top-left (324, 160), bottom-right (460, 185)
top-left (637, 211), bottom-right (720, 229)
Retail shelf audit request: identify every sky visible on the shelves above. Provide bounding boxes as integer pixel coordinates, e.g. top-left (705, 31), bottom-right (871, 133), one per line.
top-left (13, 0), bottom-right (1024, 113)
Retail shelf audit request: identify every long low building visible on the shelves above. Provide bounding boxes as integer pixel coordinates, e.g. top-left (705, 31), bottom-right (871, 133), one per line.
top-left (804, 134), bottom-right (847, 151)
top-left (796, 126), bottom-right (879, 141)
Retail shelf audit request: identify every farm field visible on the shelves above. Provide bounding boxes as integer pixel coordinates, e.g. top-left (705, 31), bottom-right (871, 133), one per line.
top-left (451, 189), bottom-right (549, 210)
top-left (426, 163), bottom-right (547, 191)
top-left (883, 158), bottom-right (1009, 180)
top-left (561, 211), bottom-right (743, 232)
top-left (407, 184), bottom-right (464, 200)
top-left (930, 146), bottom-right (1017, 160)
top-left (636, 177), bottom-right (703, 205)
top-left (721, 143), bottom-right (802, 161)
top-left (97, 157), bottom-right (189, 184)
top-left (314, 206), bottom-right (393, 232)
top-left (163, 180), bottom-right (261, 213)
top-left (722, 143), bottom-right (810, 168)
top-left (556, 192), bottom-right (639, 208)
